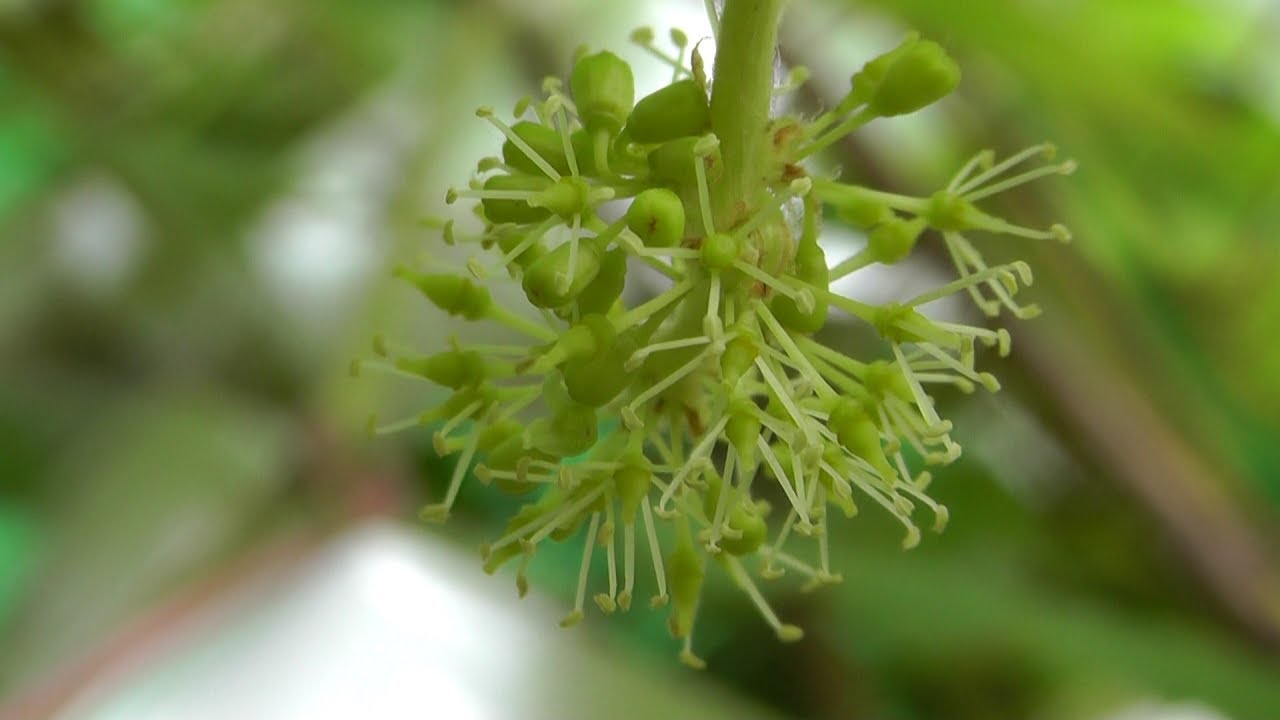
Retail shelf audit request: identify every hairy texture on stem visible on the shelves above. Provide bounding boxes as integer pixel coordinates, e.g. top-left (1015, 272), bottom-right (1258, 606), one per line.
top-left (709, 0), bottom-right (786, 228)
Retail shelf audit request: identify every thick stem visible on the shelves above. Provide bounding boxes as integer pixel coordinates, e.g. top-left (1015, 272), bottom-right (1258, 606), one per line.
top-left (708, 0), bottom-right (786, 229)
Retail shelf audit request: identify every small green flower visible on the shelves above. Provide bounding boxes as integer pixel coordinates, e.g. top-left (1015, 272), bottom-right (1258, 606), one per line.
top-left (356, 9), bottom-right (1072, 667)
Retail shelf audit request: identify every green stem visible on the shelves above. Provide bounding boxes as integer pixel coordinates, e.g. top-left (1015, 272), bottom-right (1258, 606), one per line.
top-left (708, 0), bottom-right (786, 229)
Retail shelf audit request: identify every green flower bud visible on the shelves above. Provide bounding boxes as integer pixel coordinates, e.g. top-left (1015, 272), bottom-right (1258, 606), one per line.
top-left (495, 227), bottom-right (548, 270)
top-left (924, 189), bottom-right (980, 232)
top-left (720, 336), bottom-right (760, 390)
top-left (521, 240), bottom-right (604, 308)
top-left (535, 177), bottom-right (592, 220)
top-left (562, 331), bottom-right (639, 407)
top-left (817, 469), bottom-right (858, 518)
top-left (720, 505), bottom-right (767, 556)
top-left (725, 401), bottom-right (761, 468)
top-left (863, 360), bottom-right (915, 405)
top-left (626, 188), bottom-right (686, 248)
top-left (833, 193), bottom-right (891, 229)
top-left (701, 232), bottom-right (740, 272)
top-left (866, 37), bottom-right (961, 118)
top-left (480, 173), bottom-right (554, 224)
top-left (868, 216), bottom-right (928, 264)
top-left (570, 51), bottom-right (634, 136)
top-left (848, 33), bottom-right (919, 106)
top-left (648, 136), bottom-right (721, 188)
top-left (626, 79), bottom-right (710, 144)
top-left (615, 460), bottom-right (651, 521)
top-left (481, 434), bottom-right (550, 497)
top-left (548, 482), bottom-right (598, 542)
top-left (396, 350), bottom-right (486, 389)
top-left (575, 248), bottom-right (627, 315)
top-left (477, 419), bottom-right (522, 452)
top-left (770, 200), bottom-right (829, 333)
top-left (699, 472), bottom-right (767, 556)
top-left (830, 399), bottom-right (897, 483)
top-left (527, 402), bottom-right (598, 457)
top-left (666, 520), bottom-right (704, 640)
top-left (501, 121), bottom-right (567, 176)
top-left (483, 494), bottom-right (557, 572)
top-left (394, 269), bottom-right (491, 320)
top-left (501, 122), bottom-right (595, 176)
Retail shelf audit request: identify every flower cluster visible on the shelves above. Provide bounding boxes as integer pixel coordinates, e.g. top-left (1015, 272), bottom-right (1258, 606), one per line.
top-left (355, 23), bottom-right (1072, 667)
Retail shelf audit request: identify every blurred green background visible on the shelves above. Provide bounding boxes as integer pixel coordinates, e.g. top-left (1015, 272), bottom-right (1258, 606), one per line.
top-left (2, 0), bottom-right (1279, 718)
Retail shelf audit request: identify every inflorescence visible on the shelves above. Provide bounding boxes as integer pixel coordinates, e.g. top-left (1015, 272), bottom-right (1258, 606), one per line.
top-left (354, 22), bottom-right (1073, 667)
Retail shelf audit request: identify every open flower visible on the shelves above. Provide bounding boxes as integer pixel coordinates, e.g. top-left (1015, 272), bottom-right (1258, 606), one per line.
top-left (354, 19), bottom-right (1072, 667)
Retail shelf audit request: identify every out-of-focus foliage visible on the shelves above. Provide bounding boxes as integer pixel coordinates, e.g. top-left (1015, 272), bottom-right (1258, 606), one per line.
top-left (1, 0), bottom-right (1278, 718)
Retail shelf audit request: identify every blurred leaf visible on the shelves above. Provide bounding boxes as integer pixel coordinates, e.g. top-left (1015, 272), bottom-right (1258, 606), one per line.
top-left (0, 389), bottom-right (292, 696)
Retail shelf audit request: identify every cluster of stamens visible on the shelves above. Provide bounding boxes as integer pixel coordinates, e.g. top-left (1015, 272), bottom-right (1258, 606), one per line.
top-left (354, 25), bottom-right (1073, 667)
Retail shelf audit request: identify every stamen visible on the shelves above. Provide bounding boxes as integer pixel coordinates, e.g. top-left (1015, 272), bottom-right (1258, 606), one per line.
top-left (367, 410), bottom-right (432, 437)
top-left (553, 105), bottom-right (580, 178)
top-left (433, 399), bottom-right (484, 455)
top-left (963, 160), bottom-right (1076, 203)
top-left (795, 106), bottom-right (873, 159)
top-left (896, 480), bottom-right (950, 532)
top-left (657, 415), bottom-right (730, 512)
top-left (615, 278), bottom-right (697, 331)
top-left (883, 400), bottom-right (928, 459)
top-left (623, 345), bottom-right (718, 430)
top-left (942, 234), bottom-right (1000, 316)
top-left (884, 393), bottom-right (952, 441)
top-left (732, 179), bottom-right (812, 240)
top-left (821, 459), bottom-right (920, 549)
top-left (475, 107), bottom-right (563, 182)
top-left (626, 244), bottom-right (702, 260)
top-left (704, 273), bottom-right (723, 341)
top-left (491, 387), bottom-right (542, 423)
top-left (619, 519), bottom-right (636, 611)
top-left (891, 344), bottom-right (952, 440)
top-left (929, 319), bottom-right (1011, 357)
top-left (755, 303), bottom-right (836, 398)
top-left (693, 136), bottom-right (718, 235)
top-left (759, 548), bottom-right (825, 581)
top-left (561, 511), bottom-right (600, 628)
top-left (705, 451), bottom-right (737, 552)
top-left (946, 234), bottom-right (1041, 318)
top-left (722, 555), bottom-right (804, 642)
top-left (758, 437), bottom-right (810, 525)
top-left (946, 148), bottom-right (995, 191)
top-left (540, 77), bottom-right (579, 118)
top-left (473, 218), bottom-right (557, 278)
top-left (954, 143), bottom-right (1054, 196)
top-left (487, 303), bottom-right (557, 342)
top-left (816, 489), bottom-right (833, 580)
top-left (626, 335), bottom-right (713, 373)
top-left (558, 218), bottom-right (581, 295)
top-left (630, 27), bottom-right (693, 79)
top-left (904, 263), bottom-right (1028, 309)
top-left (420, 432), bottom-right (481, 522)
top-left (351, 359), bottom-right (436, 385)
top-left (915, 342), bottom-right (1000, 392)
top-left (476, 467), bottom-right (556, 485)
top-left (594, 502), bottom-right (618, 613)
top-left (731, 260), bottom-right (813, 311)
top-left (828, 247), bottom-right (874, 282)
top-left (754, 356), bottom-right (817, 446)
top-left (761, 508), bottom-right (797, 579)
top-left (488, 484), bottom-right (606, 556)
top-left (797, 335), bottom-right (868, 380)
top-left (641, 502), bottom-right (669, 607)
top-left (812, 178), bottom-right (929, 215)
top-left (790, 449), bottom-right (813, 531)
